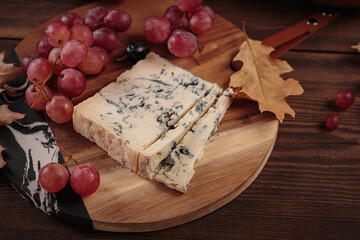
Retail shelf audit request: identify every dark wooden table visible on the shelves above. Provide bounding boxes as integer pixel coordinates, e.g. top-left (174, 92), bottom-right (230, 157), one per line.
top-left (1, 0), bottom-right (360, 239)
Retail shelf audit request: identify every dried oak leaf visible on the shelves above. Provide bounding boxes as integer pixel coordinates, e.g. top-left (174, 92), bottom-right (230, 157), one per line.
top-left (0, 51), bottom-right (22, 92)
top-left (0, 145), bottom-right (5, 168)
top-left (229, 35), bottom-right (304, 122)
top-left (0, 105), bottom-right (25, 126)
top-left (351, 42), bottom-right (360, 52)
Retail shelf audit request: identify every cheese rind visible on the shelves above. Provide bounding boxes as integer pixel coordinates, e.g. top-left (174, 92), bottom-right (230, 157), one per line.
top-left (154, 88), bottom-right (234, 192)
top-left (73, 53), bottom-right (215, 171)
top-left (138, 84), bottom-right (222, 180)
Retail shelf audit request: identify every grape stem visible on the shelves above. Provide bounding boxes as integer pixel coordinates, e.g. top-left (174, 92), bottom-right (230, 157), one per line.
top-left (197, 42), bottom-right (204, 64)
top-left (30, 47), bottom-right (62, 109)
top-left (116, 54), bottom-right (127, 61)
top-left (54, 143), bottom-right (79, 166)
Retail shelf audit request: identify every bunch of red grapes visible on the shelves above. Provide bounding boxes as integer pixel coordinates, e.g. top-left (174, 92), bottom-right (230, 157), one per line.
top-left (21, 7), bottom-right (132, 124)
top-left (144, 0), bottom-right (216, 57)
top-left (39, 160), bottom-right (100, 196)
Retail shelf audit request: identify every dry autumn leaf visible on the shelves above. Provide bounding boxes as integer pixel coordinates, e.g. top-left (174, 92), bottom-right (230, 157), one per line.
top-left (351, 42), bottom-right (360, 52)
top-left (229, 31), bottom-right (304, 122)
top-left (0, 145), bottom-right (5, 168)
top-left (0, 105), bottom-right (25, 126)
top-left (0, 51), bottom-right (22, 92)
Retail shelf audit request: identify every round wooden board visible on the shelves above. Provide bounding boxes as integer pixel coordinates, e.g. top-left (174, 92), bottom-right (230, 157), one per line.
top-left (15, 0), bottom-right (279, 232)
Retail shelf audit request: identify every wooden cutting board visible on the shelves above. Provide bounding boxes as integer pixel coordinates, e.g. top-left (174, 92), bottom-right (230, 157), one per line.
top-left (15, 0), bottom-right (278, 232)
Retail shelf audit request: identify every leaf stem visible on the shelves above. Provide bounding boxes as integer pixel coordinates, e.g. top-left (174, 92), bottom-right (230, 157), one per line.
top-left (241, 22), bottom-right (269, 104)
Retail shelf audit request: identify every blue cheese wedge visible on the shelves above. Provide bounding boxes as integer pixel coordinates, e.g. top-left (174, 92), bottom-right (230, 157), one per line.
top-left (155, 88), bottom-right (234, 193)
top-left (73, 53), bottom-right (215, 171)
top-left (138, 84), bottom-right (222, 180)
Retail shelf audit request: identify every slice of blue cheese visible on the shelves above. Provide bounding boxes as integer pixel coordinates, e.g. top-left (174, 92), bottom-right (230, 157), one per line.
top-left (155, 88), bottom-right (234, 193)
top-left (138, 84), bottom-right (222, 180)
top-left (73, 53), bottom-right (215, 171)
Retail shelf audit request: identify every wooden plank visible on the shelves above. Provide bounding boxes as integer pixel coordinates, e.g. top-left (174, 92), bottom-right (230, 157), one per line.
top-left (0, 0), bottom-right (359, 238)
top-left (1, 0), bottom-right (359, 53)
top-left (280, 51), bottom-right (360, 144)
top-left (0, 0), bottom-right (89, 39)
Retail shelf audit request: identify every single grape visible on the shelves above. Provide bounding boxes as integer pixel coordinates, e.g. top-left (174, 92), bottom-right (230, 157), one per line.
top-left (335, 89), bottom-right (355, 108)
top-left (57, 69), bottom-right (86, 98)
top-left (78, 48), bottom-right (103, 75)
top-left (125, 42), bottom-right (150, 62)
top-left (27, 58), bottom-right (53, 85)
top-left (164, 5), bottom-right (189, 28)
top-left (325, 114), bottom-right (339, 130)
top-left (48, 47), bottom-right (68, 74)
top-left (144, 17), bottom-right (171, 43)
top-left (20, 54), bottom-right (38, 73)
top-left (39, 162), bottom-right (69, 193)
top-left (167, 29), bottom-right (198, 57)
top-left (36, 37), bottom-right (54, 58)
top-left (70, 164), bottom-right (100, 196)
top-left (92, 27), bottom-right (120, 53)
top-left (104, 9), bottom-right (132, 32)
top-left (196, 5), bottom-right (216, 21)
top-left (60, 39), bottom-right (88, 68)
top-left (177, 0), bottom-right (203, 14)
top-left (59, 12), bottom-right (83, 28)
top-left (70, 24), bottom-right (94, 47)
top-left (25, 84), bottom-right (53, 111)
top-left (44, 21), bottom-right (70, 47)
top-left (46, 94), bottom-right (74, 124)
top-left (84, 6), bottom-right (107, 30)
top-left (190, 12), bottom-right (214, 35)
top-left (92, 46), bottom-right (110, 72)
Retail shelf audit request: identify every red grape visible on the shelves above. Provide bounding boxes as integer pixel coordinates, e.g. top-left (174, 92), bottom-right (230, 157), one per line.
top-left (70, 24), bottom-right (94, 47)
top-left (92, 46), bottom-right (110, 72)
top-left (177, 0), bottom-right (203, 14)
top-left (25, 84), bottom-right (53, 110)
top-left (46, 94), bottom-right (74, 124)
top-left (325, 114), bottom-right (339, 130)
top-left (144, 17), bottom-right (171, 43)
top-left (59, 12), bottom-right (83, 28)
top-left (92, 27), bottom-right (120, 53)
top-left (57, 69), bottom-right (86, 98)
top-left (36, 37), bottom-right (54, 58)
top-left (84, 6), bottom-right (107, 30)
top-left (44, 21), bottom-right (70, 47)
top-left (190, 12), bottom-right (214, 35)
top-left (164, 5), bottom-right (189, 28)
top-left (60, 39), bottom-right (88, 67)
top-left (27, 58), bottom-right (53, 85)
top-left (48, 47), bottom-right (68, 74)
top-left (167, 29), bottom-right (198, 57)
top-left (104, 9), bottom-right (132, 32)
top-left (196, 5), bottom-right (216, 21)
top-left (335, 89), bottom-right (355, 108)
top-left (39, 162), bottom-right (69, 193)
top-left (78, 48), bottom-right (103, 75)
top-left (70, 164), bottom-right (100, 196)
top-left (20, 54), bottom-right (38, 73)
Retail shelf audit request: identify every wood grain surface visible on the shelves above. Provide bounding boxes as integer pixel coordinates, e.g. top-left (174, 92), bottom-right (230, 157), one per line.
top-left (1, 0), bottom-right (360, 239)
top-left (13, 0), bottom-right (279, 232)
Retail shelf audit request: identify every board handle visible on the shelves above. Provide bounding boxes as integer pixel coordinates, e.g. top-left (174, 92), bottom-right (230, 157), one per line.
top-left (262, 12), bottom-right (339, 58)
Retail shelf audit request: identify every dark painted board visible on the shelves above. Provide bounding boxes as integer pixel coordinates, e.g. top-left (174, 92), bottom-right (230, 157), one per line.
top-left (0, 50), bottom-right (92, 228)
